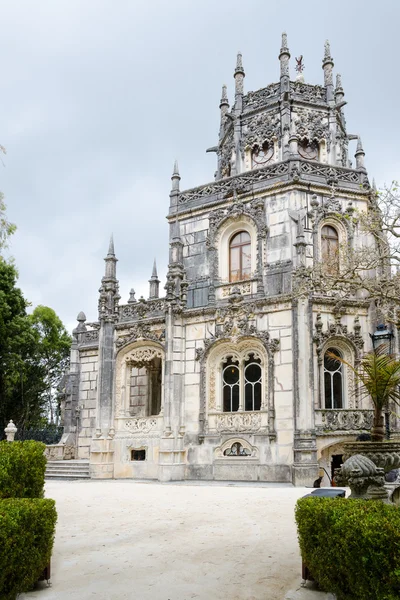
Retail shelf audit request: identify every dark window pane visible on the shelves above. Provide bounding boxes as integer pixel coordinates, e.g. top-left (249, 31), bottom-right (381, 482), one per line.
top-left (333, 373), bottom-right (343, 408)
top-left (223, 385), bottom-right (231, 412)
top-left (232, 385), bottom-right (239, 412)
top-left (223, 365), bottom-right (239, 385)
top-left (324, 372), bottom-right (332, 409)
top-left (254, 382), bottom-right (262, 411)
top-left (245, 384), bottom-right (253, 411)
top-left (245, 363), bottom-right (261, 383)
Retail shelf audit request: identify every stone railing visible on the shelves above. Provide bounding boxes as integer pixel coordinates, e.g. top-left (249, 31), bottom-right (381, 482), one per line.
top-left (176, 160), bottom-right (368, 208)
top-left (315, 409), bottom-right (374, 435)
top-left (119, 298), bottom-right (166, 323)
top-left (208, 411), bottom-right (268, 434)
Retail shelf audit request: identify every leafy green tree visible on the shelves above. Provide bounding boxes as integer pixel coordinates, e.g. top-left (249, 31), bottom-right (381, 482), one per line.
top-left (29, 306), bottom-right (71, 424)
top-left (0, 259), bottom-right (47, 432)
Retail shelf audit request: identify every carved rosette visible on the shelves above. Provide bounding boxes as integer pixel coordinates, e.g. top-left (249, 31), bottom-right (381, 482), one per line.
top-left (124, 418), bottom-right (158, 434)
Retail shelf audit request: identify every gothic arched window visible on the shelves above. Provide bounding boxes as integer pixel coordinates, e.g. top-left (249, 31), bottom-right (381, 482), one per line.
top-left (229, 231), bottom-right (251, 282)
top-left (222, 357), bottom-right (240, 412)
top-left (324, 348), bottom-right (343, 409)
top-left (299, 139), bottom-right (319, 160)
top-left (321, 225), bottom-right (339, 271)
top-left (222, 353), bottom-right (262, 412)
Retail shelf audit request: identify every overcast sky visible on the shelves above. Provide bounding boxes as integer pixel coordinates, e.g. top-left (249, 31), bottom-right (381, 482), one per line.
top-left (1, 0), bottom-right (399, 332)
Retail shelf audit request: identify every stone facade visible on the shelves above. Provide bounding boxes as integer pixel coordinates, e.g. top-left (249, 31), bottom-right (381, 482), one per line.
top-left (63, 34), bottom-right (398, 485)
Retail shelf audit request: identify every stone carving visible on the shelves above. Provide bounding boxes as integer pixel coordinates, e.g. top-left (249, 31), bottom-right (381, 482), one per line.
top-left (207, 199), bottom-right (267, 250)
top-left (125, 347), bottom-right (163, 369)
top-left (178, 161), bottom-right (289, 205)
top-left (343, 441), bottom-right (400, 474)
top-left (216, 412), bottom-right (262, 433)
top-left (221, 281), bottom-right (252, 297)
top-left (335, 454), bottom-right (388, 501)
top-left (116, 324), bottom-right (163, 348)
top-left (290, 81), bottom-right (326, 103)
top-left (81, 330), bottom-right (99, 345)
top-left (294, 108), bottom-right (330, 147)
top-left (124, 418), bottom-right (158, 434)
top-left (243, 84), bottom-right (280, 111)
top-left (242, 111), bottom-right (280, 150)
top-left (315, 409), bottom-right (373, 434)
top-left (219, 129), bottom-right (234, 179)
top-left (215, 437), bottom-right (258, 459)
top-left (119, 298), bottom-right (166, 322)
top-left (300, 161), bottom-right (362, 185)
top-left (313, 313), bottom-right (364, 355)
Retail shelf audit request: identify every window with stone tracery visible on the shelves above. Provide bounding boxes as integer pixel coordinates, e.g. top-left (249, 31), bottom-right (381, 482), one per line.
top-left (321, 225), bottom-right (339, 271)
top-left (222, 353), bottom-right (262, 412)
top-left (324, 348), bottom-right (343, 409)
top-left (298, 139), bottom-right (319, 161)
top-left (229, 231), bottom-right (251, 282)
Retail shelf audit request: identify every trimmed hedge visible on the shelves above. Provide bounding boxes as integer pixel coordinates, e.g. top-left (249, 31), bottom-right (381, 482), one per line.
top-left (296, 497), bottom-right (400, 600)
top-left (0, 440), bottom-right (46, 498)
top-left (0, 498), bottom-right (57, 600)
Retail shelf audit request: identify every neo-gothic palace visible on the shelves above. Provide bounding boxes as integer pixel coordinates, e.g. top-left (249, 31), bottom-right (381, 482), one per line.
top-left (61, 34), bottom-right (392, 485)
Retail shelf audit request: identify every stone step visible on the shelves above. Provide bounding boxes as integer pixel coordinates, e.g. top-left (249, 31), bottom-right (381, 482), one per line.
top-left (45, 460), bottom-right (90, 480)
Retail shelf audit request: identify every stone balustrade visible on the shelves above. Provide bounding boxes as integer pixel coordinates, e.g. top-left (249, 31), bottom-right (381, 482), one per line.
top-left (315, 409), bottom-right (374, 435)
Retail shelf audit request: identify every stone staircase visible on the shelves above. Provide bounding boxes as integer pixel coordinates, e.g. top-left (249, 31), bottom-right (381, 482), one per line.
top-left (45, 459), bottom-right (90, 480)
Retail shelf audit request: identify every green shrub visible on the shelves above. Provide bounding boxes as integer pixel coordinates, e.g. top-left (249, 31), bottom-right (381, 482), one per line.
top-left (0, 440), bottom-right (46, 498)
top-left (296, 497), bottom-right (400, 600)
top-left (0, 498), bottom-right (57, 600)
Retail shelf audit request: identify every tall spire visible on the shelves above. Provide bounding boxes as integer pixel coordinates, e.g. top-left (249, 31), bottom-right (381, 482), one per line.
top-left (219, 84), bottom-right (229, 111)
top-left (170, 160), bottom-right (181, 207)
top-left (355, 136), bottom-right (366, 171)
top-left (279, 32), bottom-right (290, 93)
top-left (149, 258), bottom-right (160, 300)
top-left (335, 73), bottom-right (344, 104)
top-left (107, 234), bottom-right (115, 256)
top-left (322, 40), bottom-right (334, 103)
top-left (234, 52), bottom-right (245, 106)
top-left (98, 235), bottom-right (120, 322)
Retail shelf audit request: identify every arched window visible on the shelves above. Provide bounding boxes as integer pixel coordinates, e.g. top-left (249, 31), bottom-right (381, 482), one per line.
top-left (222, 353), bottom-right (262, 412)
top-left (229, 231), bottom-right (251, 282)
top-left (299, 139), bottom-right (319, 160)
top-left (251, 141), bottom-right (274, 169)
top-left (324, 348), bottom-right (343, 409)
top-left (222, 357), bottom-right (240, 412)
top-left (244, 356), bottom-right (262, 411)
top-left (223, 442), bottom-right (251, 456)
top-left (321, 225), bottom-right (339, 271)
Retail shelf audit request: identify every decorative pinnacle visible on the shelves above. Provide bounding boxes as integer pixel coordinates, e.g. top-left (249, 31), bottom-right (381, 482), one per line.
top-left (127, 288), bottom-right (136, 303)
top-left (372, 178), bottom-right (377, 192)
top-left (234, 52), bottom-right (245, 76)
top-left (279, 31), bottom-right (290, 56)
top-left (336, 73), bottom-right (343, 90)
top-left (323, 40), bottom-right (333, 65)
top-left (107, 234), bottom-right (115, 256)
top-left (355, 136), bottom-right (365, 155)
top-left (172, 160), bottom-right (180, 178)
top-left (151, 258), bottom-right (158, 279)
top-left (219, 84), bottom-right (229, 108)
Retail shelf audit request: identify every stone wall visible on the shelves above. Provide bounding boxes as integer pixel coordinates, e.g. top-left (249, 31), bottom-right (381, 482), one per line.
top-left (77, 348), bottom-right (98, 459)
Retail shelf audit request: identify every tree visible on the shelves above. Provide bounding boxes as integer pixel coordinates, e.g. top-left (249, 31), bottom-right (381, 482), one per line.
top-left (293, 182), bottom-right (400, 323)
top-left (29, 306), bottom-right (71, 424)
top-left (0, 259), bottom-right (47, 432)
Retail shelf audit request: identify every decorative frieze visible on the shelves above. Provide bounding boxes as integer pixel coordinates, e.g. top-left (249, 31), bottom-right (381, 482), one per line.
top-left (243, 84), bottom-right (280, 111)
top-left (119, 298), bottom-right (166, 322)
top-left (116, 324), bottom-right (164, 349)
top-left (123, 418), bottom-right (159, 434)
top-left (290, 81), bottom-right (326, 104)
top-left (215, 412), bottom-right (262, 433)
top-left (315, 409), bottom-right (373, 435)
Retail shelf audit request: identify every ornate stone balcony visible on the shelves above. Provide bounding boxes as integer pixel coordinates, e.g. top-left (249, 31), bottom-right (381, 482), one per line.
top-left (315, 409), bottom-right (374, 436)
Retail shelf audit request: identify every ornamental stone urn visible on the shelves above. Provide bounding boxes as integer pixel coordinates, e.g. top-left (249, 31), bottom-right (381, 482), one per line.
top-left (335, 453), bottom-right (389, 502)
top-left (343, 441), bottom-right (400, 474)
top-left (4, 420), bottom-right (17, 441)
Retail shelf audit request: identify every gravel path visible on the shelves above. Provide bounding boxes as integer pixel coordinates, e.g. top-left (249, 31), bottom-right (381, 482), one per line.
top-left (21, 480), bottom-right (310, 600)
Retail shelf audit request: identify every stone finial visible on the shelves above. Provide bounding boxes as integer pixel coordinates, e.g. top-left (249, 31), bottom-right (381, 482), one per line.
top-left (127, 288), bottom-right (136, 304)
top-left (219, 84), bottom-right (229, 109)
top-left (323, 40), bottom-right (333, 63)
top-left (355, 136), bottom-right (366, 171)
top-left (171, 160), bottom-right (181, 193)
top-left (149, 259), bottom-right (160, 300)
top-left (107, 234), bottom-right (115, 257)
top-left (280, 31), bottom-right (290, 54)
top-left (335, 73), bottom-right (344, 103)
top-left (234, 52), bottom-right (245, 98)
top-left (75, 311), bottom-right (87, 333)
top-left (4, 420), bottom-right (17, 442)
top-left (234, 52), bottom-right (245, 76)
